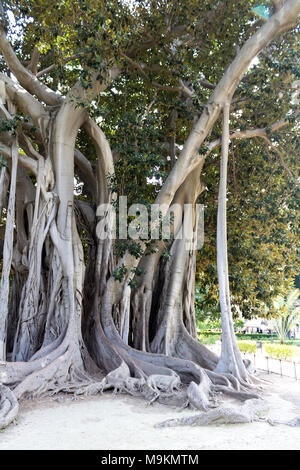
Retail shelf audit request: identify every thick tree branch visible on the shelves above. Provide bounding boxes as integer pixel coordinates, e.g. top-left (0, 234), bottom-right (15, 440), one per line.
top-left (261, 135), bottom-right (295, 179)
top-left (155, 0), bottom-right (300, 211)
top-left (74, 148), bottom-right (97, 197)
top-left (120, 53), bottom-right (194, 98)
top-left (0, 142), bottom-right (37, 174)
top-left (27, 47), bottom-right (40, 75)
top-left (0, 26), bottom-right (63, 106)
top-left (18, 131), bottom-right (44, 161)
top-left (0, 74), bottom-right (49, 136)
top-left (272, 0), bottom-right (284, 13)
top-left (36, 55), bottom-right (78, 78)
top-left (83, 117), bottom-right (115, 204)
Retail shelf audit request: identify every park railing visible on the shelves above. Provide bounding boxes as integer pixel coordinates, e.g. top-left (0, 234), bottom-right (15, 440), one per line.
top-left (241, 352), bottom-right (300, 381)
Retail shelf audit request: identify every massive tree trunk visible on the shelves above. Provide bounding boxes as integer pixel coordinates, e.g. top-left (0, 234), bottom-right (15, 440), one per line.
top-left (0, 1), bottom-right (299, 429)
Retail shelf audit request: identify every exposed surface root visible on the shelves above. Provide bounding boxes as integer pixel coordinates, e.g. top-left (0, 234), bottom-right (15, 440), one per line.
top-left (0, 334), bottom-right (265, 431)
top-left (185, 372), bottom-right (213, 411)
top-left (156, 397), bottom-right (300, 429)
top-left (213, 385), bottom-right (261, 401)
top-left (86, 314), bottom-right (263, 412)
top-left (0, 338), bottom-right (102, 427)
top-left (155, 398), bottom-right (268, 428)
top-left (279, 417), bottom-right (300, 427)
top-left (0, 306), bottom-right (265, 430)
top-left (0, 385), bottom-right (19, 429)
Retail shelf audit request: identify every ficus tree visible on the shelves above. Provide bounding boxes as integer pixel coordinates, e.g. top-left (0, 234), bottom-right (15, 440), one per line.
top-left (0, 0), bottom-right (299, 428)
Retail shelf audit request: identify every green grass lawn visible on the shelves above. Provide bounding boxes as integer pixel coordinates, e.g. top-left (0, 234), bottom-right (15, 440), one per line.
top-left (197, 330), bottom-right (300, 348)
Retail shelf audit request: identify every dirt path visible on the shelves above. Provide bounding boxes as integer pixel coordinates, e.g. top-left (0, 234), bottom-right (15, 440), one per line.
top-left (0, 373), bottom-right (299, 450)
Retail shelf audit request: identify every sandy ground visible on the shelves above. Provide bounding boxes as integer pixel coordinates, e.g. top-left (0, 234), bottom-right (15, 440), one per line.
top-left (0, 372), bottom-right (299, 450)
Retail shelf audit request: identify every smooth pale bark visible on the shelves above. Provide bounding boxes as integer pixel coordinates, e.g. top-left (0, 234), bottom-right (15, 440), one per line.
top-left (0, 139), bottom-right (18, 360)
top-left (0, 74), bottom-right (50, 138)
top-left (0, 165), bottom-right (9, 219)
top-left (215, 103), bottom-right (234, 370)
top-left (214, 104), bottom-right (248, 380)
top-left (0, 2), bottom-right (299, 428)
top-left (74, 148), bottom-right (97, 199)
top-left (131, 157), bottom-right (205, 351)
top-left (131, 2), bottom-right (300, 358)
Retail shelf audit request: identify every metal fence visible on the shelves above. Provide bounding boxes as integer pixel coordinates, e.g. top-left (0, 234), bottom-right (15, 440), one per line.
top-left (206, 343), bottom-right (300, 380)
top-left (242, 352), bottom-right (300, 380)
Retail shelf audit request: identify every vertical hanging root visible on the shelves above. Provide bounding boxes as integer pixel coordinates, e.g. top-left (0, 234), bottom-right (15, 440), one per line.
top-left (214, 102), bottom-right (251, 382)
top-left (0, 139), bottom-right (18, 361)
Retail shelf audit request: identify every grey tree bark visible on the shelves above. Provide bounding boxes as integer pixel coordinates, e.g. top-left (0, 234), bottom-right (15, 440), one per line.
top-left (0, 1), bottom-right (299, 429)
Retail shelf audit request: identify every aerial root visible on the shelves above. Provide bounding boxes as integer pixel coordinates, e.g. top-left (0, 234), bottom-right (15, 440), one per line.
top-left (212, 385), bottom-right (260, 401)
top-left (73, 381), bottom-right (106, 398)
top-left (0, 385), bottom-right (19, 429)
top-left (0, 332), bottom-right (269, 431)
top-left (155, 398), bottom-right (268, 428)
top-left (156, 397), bottom-right (300, 429)
top-left (271, 417), bottom-right (300, 427)
top-left (248, 374), bottom-right (270, 386)
top-left (0, 339), bottom-right (94, 404)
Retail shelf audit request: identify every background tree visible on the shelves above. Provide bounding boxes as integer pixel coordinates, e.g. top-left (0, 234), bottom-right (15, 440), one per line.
top-left (271, 289), bottom-right (300, 343)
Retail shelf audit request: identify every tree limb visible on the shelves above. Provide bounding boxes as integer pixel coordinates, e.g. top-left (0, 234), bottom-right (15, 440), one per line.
top-left (0, 142), bottom-right (37, 175)
top-left (0, 74), bottom-right (50, 136)
top-left (155, 0), bottom-right (300, 211)
top-left (36, 55), bottom-right (78, 78)
top-left (0, 26), bottom-right (63, 106)
top-left (261, 135), bottom-right (295, 179)
top-left (27, 47), bottom-right (41, 75)
top-left (120, 52), bottom-right (194, 98)
top-left (74, 148), bottom-right (97, 197)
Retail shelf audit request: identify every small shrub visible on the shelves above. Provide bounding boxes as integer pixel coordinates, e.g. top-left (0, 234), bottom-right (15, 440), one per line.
top-left (237, 341), bottom-right (257, 354)
top-left (264, 344), bottom-right (299, 361)
top-left (198, 334), bottom-right (219, 345)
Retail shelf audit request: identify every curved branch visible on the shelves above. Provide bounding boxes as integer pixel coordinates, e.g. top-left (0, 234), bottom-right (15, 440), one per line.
top-left (0, 74), bottom-right (49, 136)
top-left (74, 148), bottom-right (97, 197)
top-left (36, 55), bottom-right (78, 79)
top-left (155, 0), bottom-right (300, 210)
top-left (0, 142), bottom-right (37, 174)
top-left (261, 135), bottom-right (295, 179)
top-left (0, 27), bottom-right (63, 106)
top-left (202, 117), bottom-right (297, 179)
top-left (83, 117), bottom-right (115, 204)
top-left (120, 52), bottom-right (194, 98)
top-left (27, 47), bottom-right (41, 75)
top-left (18, 131), bottom-right (44, 161)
